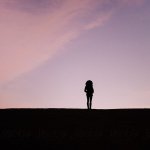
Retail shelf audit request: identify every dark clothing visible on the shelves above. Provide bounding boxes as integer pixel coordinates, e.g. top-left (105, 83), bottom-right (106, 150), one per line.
top-left (84, 85), bottom-right (94, 109)
top-left (84, 86), bottom-right (94, 95)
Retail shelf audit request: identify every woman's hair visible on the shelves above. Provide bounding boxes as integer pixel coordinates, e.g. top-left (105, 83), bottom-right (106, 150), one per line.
top-left (85, 80), bottom-right (93, 86)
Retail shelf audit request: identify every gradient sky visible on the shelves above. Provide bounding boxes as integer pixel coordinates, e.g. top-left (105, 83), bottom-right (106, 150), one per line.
top-left (0, 0), bottom-right (150, 109)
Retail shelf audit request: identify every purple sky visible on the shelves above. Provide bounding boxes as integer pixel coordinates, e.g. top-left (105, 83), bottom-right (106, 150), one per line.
top-left (0, 0), bottom-right (150, 108)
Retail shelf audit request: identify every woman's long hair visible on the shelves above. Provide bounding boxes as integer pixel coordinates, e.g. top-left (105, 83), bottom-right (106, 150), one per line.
top-left (85, 80), bottom-right (93, 87)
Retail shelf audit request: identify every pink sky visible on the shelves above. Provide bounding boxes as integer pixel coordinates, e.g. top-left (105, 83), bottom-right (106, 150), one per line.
top-left (0, 0), bottom-right (150, 108)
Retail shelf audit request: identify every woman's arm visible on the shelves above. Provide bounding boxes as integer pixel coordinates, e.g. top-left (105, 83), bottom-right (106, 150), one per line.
top-left (84, 86), bottom-right (87, 92)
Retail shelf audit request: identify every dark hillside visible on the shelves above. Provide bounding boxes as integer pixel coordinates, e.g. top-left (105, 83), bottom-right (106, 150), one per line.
top-left (0, 109), bottom-right (150, 149)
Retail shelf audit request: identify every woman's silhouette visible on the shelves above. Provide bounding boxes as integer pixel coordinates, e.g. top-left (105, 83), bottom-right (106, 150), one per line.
top-left (84, 80), bottom-right (94, 109)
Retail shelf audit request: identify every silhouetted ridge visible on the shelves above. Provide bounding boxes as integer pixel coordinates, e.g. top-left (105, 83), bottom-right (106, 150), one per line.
top-left (0, 109), bottom-right (150, 149)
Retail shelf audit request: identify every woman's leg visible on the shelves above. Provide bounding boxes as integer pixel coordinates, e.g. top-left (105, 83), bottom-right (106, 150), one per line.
top-left (89, 95), bottom-right (93, 109)
top-left (86, 95), bottom-right (90, 109)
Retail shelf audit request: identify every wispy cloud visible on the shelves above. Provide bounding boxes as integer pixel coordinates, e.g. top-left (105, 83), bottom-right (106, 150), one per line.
top-left (84, 11), bottom-right (113, 30)
top-left (0, 0), bottom-right (145, 84)
top-left (120, 0), bottom-right (145, 6)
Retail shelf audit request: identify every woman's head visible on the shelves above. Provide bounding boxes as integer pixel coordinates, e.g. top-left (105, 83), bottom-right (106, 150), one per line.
top-left (86, 80), bottom-right (93, 86)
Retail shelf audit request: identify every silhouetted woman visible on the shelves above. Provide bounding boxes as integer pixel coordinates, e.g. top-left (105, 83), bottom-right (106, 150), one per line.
top-left (84, 80), bottom-right (94, 109)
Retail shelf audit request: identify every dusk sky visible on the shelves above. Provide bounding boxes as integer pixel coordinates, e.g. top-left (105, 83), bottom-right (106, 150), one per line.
top-left (0, 0), bottom-right (150, 109)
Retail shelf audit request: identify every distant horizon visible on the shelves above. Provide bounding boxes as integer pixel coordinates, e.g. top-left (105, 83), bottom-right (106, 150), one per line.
top-left (0, 107), bottom-right (150, 112)
top-left (1, 107), bottom-right (150, 109)
top-left (0, 0), bottom-right (150, 108)
top-left (1, 106), bottom-right (150, 109)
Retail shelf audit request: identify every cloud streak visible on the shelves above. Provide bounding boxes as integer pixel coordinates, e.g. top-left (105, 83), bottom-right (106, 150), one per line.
top-left (0, 0), bottom-right (145, 84)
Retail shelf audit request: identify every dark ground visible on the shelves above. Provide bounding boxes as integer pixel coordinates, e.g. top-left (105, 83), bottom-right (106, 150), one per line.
top-left (0, 108), bottom-right (150, 149)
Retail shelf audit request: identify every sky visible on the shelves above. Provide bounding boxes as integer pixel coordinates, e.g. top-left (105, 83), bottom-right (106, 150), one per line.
top-left (0, 0), bottom-right (150, 109)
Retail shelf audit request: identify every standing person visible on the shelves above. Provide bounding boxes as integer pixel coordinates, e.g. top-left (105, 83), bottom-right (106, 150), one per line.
top-left (84, 80), bottom-right (94, 109)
